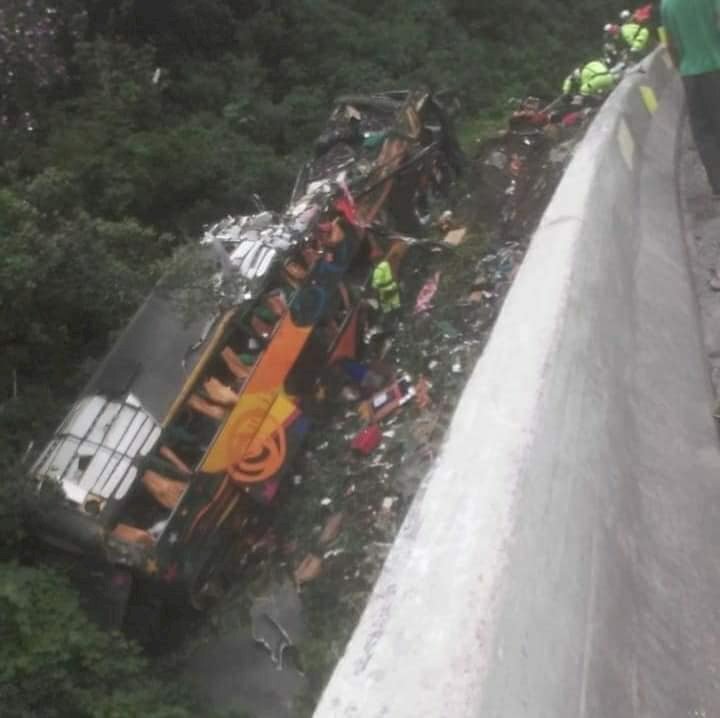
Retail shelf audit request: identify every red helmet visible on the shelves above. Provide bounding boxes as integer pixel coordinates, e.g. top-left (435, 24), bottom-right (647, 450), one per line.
top-left (633, 4), bottom-right (653, 23)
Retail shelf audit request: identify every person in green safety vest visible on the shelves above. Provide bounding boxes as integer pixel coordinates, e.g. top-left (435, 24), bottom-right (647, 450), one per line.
top-left (619, 9), bottom-right (651, 61)
top-left (562, 60), bottom-right (618, 104)
top-left (371, 257), bottom-right (401, 315)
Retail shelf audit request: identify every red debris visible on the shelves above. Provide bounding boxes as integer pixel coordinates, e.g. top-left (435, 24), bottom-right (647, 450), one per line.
top-left (351, 424), bottom-right (382, 455)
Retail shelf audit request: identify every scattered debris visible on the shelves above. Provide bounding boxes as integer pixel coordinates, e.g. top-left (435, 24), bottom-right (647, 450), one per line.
top-left (322, 548), bottom-right (345, 560)
top-left (414, 376), bottom-right (431, 410)
top-left (252, 612), bottom-right (295, 670)
top-left (341, 386), bottom-right (361, 401)
top-left (177, 81), bottom-right (586, 715)
top-left (358, 375), bottom-right (416, 424)
top-left (318, 513), bottom-right (344, 546)
top-left (443, 227), bottom-right (468, 247)
top-left (350, 424), bottom-right (381, 457)
top-left (414, 272), bottom-right (441, 314)
top-left (381, 497), bottom-right (397, 514)
top-left (294, 554), bottom-right (323, 586)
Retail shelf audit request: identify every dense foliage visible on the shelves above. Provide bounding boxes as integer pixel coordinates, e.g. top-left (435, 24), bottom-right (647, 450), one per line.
top-left (0, 0), bottom-right (626, 714)
top-left (0, 564), bottom-right (196, 718)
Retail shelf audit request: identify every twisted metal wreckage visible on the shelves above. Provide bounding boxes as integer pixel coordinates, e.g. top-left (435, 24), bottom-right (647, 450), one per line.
top-left (26, 90), bottom-right (464, 609)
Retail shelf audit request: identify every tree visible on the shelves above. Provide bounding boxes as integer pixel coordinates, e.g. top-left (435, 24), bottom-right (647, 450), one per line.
top-left (0, 564), bottom-right (194, 718)
top-left (0, 0), bottom-right (87, 128)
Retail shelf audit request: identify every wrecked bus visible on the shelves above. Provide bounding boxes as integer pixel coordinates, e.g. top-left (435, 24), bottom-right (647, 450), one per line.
top-left (26, 90), bottom-right (461, 610)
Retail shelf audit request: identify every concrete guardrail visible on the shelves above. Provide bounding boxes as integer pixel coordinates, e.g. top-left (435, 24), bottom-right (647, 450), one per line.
top-left (314, 48), bottom-right (720, 718)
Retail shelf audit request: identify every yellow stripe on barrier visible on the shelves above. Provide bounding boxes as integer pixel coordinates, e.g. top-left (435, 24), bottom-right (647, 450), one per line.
top-left (658, 26), bottom-right (667, 46)
top-left (618, 119), bottom-right (635, 171)
top-left (640, 85), bottom-right (658, 115)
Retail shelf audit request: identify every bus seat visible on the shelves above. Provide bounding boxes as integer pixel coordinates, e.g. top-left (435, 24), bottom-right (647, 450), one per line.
top-left (142, 469), bottom-right (188, 510)
top-left (187, 393), bottom-right (227, 421)
top-left (221, 347), bottom-right (254, 380)
top-left (203, 377), bottom-right (240, 406)
top-left (158, 445), bottom-right (192, 475)
top-left (111, 523), bottom-right (155, 547)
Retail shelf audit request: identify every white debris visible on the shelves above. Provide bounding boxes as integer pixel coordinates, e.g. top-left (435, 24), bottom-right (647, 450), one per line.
top-left (381, 496), bottom-right (397, 513)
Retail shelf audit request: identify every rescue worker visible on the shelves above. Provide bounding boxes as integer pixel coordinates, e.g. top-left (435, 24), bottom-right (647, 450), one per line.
top-left (562, 60), bottom-right (618, 106)
top-left (603, 23), bottom-right (623, 66)
top-left (371, 256), bottom-right (401, 317)
top-left (632, 3), bottom-right (654, 26)
top-left (619, 9), bottom-right (651, 60)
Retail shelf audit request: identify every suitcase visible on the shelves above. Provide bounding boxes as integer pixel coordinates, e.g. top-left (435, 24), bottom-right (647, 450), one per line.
top-left (351, 424), bottom-right (382, 455)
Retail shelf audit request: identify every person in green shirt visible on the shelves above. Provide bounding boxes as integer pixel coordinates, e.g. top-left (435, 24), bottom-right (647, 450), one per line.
top-left (661, 0), bottom-right (720, 194)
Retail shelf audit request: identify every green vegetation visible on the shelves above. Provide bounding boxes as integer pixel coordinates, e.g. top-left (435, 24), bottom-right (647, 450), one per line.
top-left (0, 564), bottom-right (197, 717)
top-left (0, 0), bottom-right (627, 714)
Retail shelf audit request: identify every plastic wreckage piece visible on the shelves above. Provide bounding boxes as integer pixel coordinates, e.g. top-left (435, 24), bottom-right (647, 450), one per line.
top-left (414, 376), bottom-right (431, 410)
top-left (351, 424), bottom-right (382, 456)
top-left (252, 612), bottom-right (297, 671)
top-left (414, 272), bottom-right (441, 314)
top-left (319, 512), bottom-right (344, 545)
top-left (358, 374), bottom-right (416, 424)
top-left (561, 111), bottom-right (586, 128)
top-left (294, 553), bottom-right (323, 586)
top-left (443, 227), bottom-right (467, 247)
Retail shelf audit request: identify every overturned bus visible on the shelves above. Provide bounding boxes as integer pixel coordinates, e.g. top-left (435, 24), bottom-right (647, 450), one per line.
top-left (26, 90), bottom-right (462, 609)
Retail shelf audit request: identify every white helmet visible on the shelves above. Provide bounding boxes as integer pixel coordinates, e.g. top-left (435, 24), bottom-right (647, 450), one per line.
top-left (620, 9), bottom-right (632, 21)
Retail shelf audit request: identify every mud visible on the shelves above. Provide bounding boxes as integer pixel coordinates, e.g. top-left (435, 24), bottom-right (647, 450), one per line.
top-left (165, 122), bottom-right (583, 718)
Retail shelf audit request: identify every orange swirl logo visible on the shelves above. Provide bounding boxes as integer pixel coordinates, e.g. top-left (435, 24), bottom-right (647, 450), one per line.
top-left (227, 408), bottom-right (287, 484)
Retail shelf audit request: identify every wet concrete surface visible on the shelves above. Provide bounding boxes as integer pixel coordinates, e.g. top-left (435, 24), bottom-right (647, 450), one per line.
top-left (679, 119), bottom-right (720, 398)
top-left (169, 124), bottom-right (583, 718)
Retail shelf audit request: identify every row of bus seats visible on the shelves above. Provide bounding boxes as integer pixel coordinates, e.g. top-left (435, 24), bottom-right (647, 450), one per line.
top-left (110, 287), bottom-right (291, 546)
top-left (109, 218), bottom-right (347, 546)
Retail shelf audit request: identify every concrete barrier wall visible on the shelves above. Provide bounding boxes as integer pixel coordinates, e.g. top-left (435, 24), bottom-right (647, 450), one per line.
top-left (314, 49), bottom-right (720, 718)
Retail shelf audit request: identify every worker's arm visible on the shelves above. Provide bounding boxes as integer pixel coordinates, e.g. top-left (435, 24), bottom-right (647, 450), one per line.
top-left (665, 30), bottom-right (681, 68)
top-left (659, 4), bottom-right (681, 68)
